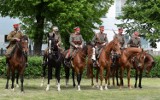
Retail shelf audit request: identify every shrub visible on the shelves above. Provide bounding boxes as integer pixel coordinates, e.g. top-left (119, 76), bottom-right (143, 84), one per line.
top-left (0, 55), bottom-right (160, 78)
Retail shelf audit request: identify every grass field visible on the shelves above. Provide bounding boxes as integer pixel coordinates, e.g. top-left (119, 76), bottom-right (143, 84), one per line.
top-left (0, 78), bottom-right (160, 100)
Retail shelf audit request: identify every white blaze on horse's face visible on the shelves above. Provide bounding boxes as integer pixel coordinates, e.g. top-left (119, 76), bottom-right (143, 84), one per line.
top-left (49, 40), bottom-right (52, 53)
top-left (22, 40), bottom-right (28, 52)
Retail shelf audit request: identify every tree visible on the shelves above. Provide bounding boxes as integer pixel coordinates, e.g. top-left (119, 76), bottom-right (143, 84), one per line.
top-left (0, 0), bottom-right (114, 54)
top-left (117, 0), bottom-right (160, 48)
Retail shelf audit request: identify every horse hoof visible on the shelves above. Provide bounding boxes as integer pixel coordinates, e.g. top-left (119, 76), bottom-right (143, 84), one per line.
top-left (12, 88), bottom-right (15, 91)
top-left (46, 85), bottom-right (50, 91)
top-left (100, 86), bottom-right (103, 90)
top-left (129, 86), bottom-right (132, 89)
top-left (40, 83), bottom-right (44, 87)
top-left (78, 85), bottom-right (81, 91)
top-left (105, 86), bottom-right (108, 90)
top-left (16, 84), bottom-right (19, 88)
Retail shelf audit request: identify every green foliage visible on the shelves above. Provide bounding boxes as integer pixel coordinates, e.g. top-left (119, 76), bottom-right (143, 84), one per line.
top-left (0, 56), bottom-right (160, 78)
top-left (117, 0), bottom-right (160, 48)
top-left (0, 0), bottom-right (114, 52)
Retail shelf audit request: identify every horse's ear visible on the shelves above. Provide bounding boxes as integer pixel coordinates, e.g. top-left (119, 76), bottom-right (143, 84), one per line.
top-left (142, 48), bottom-right (144, 52)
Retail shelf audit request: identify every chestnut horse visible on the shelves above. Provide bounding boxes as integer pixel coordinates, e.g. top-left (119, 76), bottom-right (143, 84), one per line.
top-left (94, 38), bottom-right (121, 90)
top-left (134, 52), bottom-right (155, 88)
top-left (5, 35), bottom-right (28, 92)
top-left (118, 47), bottom-right (144, 89)
top-left (64, 45), bottom-right (88, 90)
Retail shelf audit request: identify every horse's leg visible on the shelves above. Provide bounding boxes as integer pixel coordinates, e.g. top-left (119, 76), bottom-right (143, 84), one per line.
top-left (96, 68), bottom-right (99, 88)
top-left (99, 67), bottom-right (104, 90)
top-left (11, 69), bottom-right (15, 91)
top-left (112, 68), bottom-right (115, 86)
top-left (127, 68), bottom-right (131, 89)
top-left (138, 69), bottom-right (143, 88)
top-left (116, 67), bottom-right (120, 86)
top-left (41, 63), bottom-right (46, 87)
top-left (16, 72), bottom-right (19, 88)
top-left (72, 68), bottom-right (76, 87)
top-left (64, 65), bottom-right (70, 87)
top-left (46, 64), bottom-right (52, 91)
top-left (134, 69), bottom-right (138, 88)
top-left (120, 67), bottom-right (124, 89)
top-left (90, 65), bottom-right (94, 87)
top-left (105, 68), bottom-right (110, 90)
top-left (77, 73), bottom-right (82, 91)
top-left (55, 64), bottom-right (61, 91)
top-left (5, 66), bottom-right (10, 89)
top-left (20, 73), bottom-right (24, 92)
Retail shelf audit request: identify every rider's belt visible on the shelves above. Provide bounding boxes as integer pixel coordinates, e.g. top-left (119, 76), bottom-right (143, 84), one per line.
top-left (73, 41), bottom-right (82, 45)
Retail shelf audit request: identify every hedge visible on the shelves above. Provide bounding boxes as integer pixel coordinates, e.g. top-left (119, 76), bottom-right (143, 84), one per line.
top-left (0, 56), bottom-right (160, 78)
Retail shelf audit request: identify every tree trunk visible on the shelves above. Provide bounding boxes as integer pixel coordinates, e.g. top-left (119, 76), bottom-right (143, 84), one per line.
top-left (33, 14), bottom-right (45, 55)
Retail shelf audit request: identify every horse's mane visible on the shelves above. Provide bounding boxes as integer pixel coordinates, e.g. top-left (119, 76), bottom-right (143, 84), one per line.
top-left (145, 53), bottom-right (155, 63)
top-left (21, 35), bottom-right (28, 41)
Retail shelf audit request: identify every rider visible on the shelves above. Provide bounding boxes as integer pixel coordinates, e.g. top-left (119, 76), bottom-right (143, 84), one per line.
top-left (127, 31), bottom-right (141, 68)
top-left (114, 28), bottom-right (125, 48)
top-left (91, 26), bottom-right (108, 67)
top-left (5, 24), bottom-right (28, 66)
top-left (65, 26), bottom-right (84, 61)
top-left (44, 26), bottom-right (63, 55)
top-left (42, 26), bottom-right (63, 65)
top-left (111, 28), bottom-right (125, 67)
top-left (127, 31), bottom-right (141, 48)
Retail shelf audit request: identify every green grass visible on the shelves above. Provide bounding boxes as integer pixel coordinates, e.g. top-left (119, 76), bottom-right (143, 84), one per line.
top-left (0, 78), bottom-right (160, 100)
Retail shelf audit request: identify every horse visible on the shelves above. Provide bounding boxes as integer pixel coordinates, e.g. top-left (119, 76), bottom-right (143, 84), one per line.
top-left (134, 52), bottom-right (155, 88)
top-left (118, 47), bottom-right (145, 89)
top-left (86, 42), bottom-right (100, 88)
top-left (40, 36), bottom-right (62, 91)
top-left (62, 49), bottom-right (76, 87)
top-left (63, 45), bottom-right (88, 91)
top-left (5, 35), bottom-right (28, 92)
top-left (86, 38), bottom-right (121, 90)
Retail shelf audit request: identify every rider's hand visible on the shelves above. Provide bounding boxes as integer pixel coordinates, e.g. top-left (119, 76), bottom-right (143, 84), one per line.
top-left (80, 45), bottom-right (83, 48)
top-left (75, 45), bottom-right (78, 48)
top-left (14, 38), bottom-right (20, 42)
top-left (102, 43), bottom-right (105, 46)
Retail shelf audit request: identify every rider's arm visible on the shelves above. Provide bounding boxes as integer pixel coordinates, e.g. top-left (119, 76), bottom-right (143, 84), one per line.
top-left (69, 34), bottom-right (76, 47)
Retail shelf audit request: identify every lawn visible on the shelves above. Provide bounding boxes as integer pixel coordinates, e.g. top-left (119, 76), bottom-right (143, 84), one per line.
top-left (0, 78), bottom-right (160, 100)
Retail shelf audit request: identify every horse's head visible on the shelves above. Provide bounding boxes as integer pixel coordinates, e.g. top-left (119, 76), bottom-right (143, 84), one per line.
top-left (135, 51), bottom-right (147, 68)
top-left (145, 53), bottom-right (155, 74)
top-left (19, 35), bottom-right (28, 52)
top-left (48, 36), bottom-right (58, 53)
top-left (110, 37), bottom-right (121, 57)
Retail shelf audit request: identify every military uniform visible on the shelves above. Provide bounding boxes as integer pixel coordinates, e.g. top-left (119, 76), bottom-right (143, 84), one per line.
top-left (44, 31), bottom-right (63, 54)
top-left (65, 33), bottom-right (84, 59)
top-left (114, 34), bottom-right (125, 47)
top-left (92, 32), bottom-right (108, 58)
top-left (127, 35), bottom-right (141, 48)
top-left (5, 30), bottom-right (24, 57)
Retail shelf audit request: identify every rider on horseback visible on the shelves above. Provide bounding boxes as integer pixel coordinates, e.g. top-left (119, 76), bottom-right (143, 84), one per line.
top-left (127, 31), bottom-right (142, 68)
top-left (5, 24), bottom-right (28, 67)
top-left (65, 26), bottom-right (84, 62)
top-left (91, 26), bottom-right (108, 67)
top-left (112, 28), bottom-right (125, 67)
top-left (127, 31), bottom-right (141, 48)
top-left (43, 26), bottom-right (63, 66)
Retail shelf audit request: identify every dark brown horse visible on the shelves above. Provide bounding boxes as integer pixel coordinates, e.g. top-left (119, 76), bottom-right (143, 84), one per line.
top-left (87, 38), bottom-right (121, 90)
top-left (134, 52), bottom-right (155, 88)
top-left (5, 35), bottom-right (28, 92)
top-left (118, 47), bottom-right (144, 89)
top-left (41, 36), bottom-right (62, 91)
